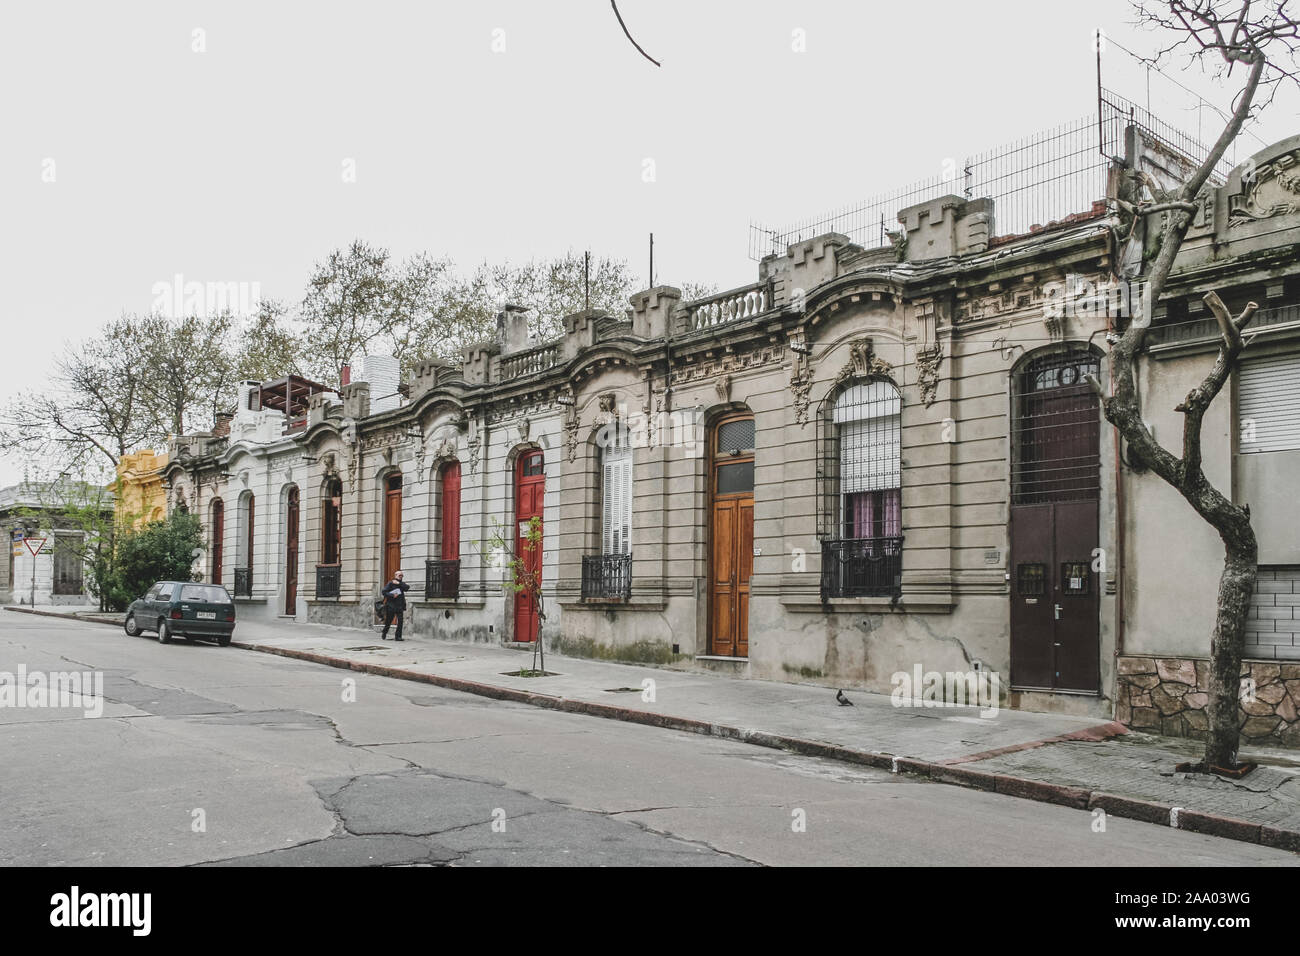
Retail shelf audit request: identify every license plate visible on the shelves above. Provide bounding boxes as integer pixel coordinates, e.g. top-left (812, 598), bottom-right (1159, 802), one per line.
top-left (197, 611), bottom-right (216, 620)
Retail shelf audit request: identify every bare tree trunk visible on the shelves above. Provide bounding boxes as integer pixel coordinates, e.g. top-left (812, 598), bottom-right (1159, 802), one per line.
top-left (1205, 522), bottom-right (1258, 767)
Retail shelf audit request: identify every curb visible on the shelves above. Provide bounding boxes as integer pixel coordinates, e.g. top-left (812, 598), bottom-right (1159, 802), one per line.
top-left (7, 606), bottom-right (1296, 855)
top-left (234, 638), bottom-right (1300, 855)
top-left (5, 606), bottom-right (123, 627)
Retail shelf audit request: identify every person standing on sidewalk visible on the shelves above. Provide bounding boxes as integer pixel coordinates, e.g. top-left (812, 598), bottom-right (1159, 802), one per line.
top-left (380, 571), bottom-right (410, 641)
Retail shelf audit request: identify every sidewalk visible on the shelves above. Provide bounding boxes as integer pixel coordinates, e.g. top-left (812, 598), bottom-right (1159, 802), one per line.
top-left (9, 604), bottom-right (1300, 853)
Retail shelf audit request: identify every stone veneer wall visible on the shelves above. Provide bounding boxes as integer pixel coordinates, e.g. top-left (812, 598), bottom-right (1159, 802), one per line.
top-left (1116, 656), bottom-right (1300, 748)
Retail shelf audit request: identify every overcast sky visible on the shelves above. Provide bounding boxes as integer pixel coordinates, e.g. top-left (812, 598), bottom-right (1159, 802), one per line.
top-left (1, 0), bottom-right (1296, 487)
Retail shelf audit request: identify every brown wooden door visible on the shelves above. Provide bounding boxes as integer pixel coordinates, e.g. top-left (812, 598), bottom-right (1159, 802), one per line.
top-left (285, 488), bottom-right (299, 615)
top-left (514, 452), bottom-right (544, 642)
top-left (211, 499), bottom-right (223, 585)
top-left (383, 475), bottom-right (402, 585)
top-left (709, 415), bottom-right (755, 657)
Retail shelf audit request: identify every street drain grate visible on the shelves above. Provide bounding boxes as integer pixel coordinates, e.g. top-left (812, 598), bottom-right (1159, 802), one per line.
top-left (346, 645), bottom-right (390, 652)
top-left (500, 669), bottom-right (560, 678)
top-left (604, 687), bottom-right (642, 693)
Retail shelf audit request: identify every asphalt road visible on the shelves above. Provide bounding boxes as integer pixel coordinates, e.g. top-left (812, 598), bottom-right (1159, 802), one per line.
top-left (1, 610), bottom-right (1295, 866)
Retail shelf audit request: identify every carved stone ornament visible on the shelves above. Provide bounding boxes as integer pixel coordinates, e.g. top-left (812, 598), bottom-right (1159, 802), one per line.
top-left (791, 371), bottom-right (813, 427)
top-left (916, 342), bottom-right (943, 408)
top-left (598, 393), bottom-right (617, 415)
top-left (467, 433), bottom-right (481, 475)
top-left (834, 337), bottom-right (893, 385)
top-left (321, 453), bottom-right (338, 478)
top-left (714, 373), bottom-right (732, 404)
top-left (517, 417), bottom-right (531, 443)
top-left (564, 412), bottom-right (580, 462)
top-left (435, 437), bottom-right (457, 461)
top-left (1229, 149), bottom-right (1300, 226)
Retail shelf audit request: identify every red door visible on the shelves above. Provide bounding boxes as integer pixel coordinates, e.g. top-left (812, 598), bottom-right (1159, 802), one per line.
top-left (285, 487), bottom-right (299, 615)
top-left (211, 499), bottom-right (224, 585)
top-left (514, 451), bottom-right (544, 642)
top-left (441, 463), bottom-right (461, 561)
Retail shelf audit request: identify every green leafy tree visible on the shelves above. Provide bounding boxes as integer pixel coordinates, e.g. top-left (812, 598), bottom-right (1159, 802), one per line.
top-left (233, 300), bottom-right (306, 382)
top-left (97, 511), bottom-right (205, 611)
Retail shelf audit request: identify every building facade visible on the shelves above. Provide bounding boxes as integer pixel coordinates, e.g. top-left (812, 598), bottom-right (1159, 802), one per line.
top-left (115, 450), bottom-right (169, 529)
top-left (0, 482), bottom-right (114, 607)
top-left (158, 126), bottom-right (1300, 747)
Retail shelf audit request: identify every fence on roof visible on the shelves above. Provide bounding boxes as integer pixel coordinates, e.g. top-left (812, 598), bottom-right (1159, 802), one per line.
top-left (749, 93), bottom-right (1234, 260)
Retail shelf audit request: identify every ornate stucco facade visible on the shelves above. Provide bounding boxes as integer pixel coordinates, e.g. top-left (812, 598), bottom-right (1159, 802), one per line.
top-left (159, 127), bottom-right (1300, 746)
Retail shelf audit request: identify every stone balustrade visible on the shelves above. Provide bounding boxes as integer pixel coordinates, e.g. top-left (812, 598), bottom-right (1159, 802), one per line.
top-left (497, 342), bottom-right (560, 380)
top-left (685, 282), bottom-right (772, 333)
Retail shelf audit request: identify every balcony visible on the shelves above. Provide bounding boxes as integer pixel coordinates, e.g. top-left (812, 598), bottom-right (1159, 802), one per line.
top-left (820, 537), bottom-right (903, 600)
top-left (581, 553), bottom-right (632, 601)
top-left (425, 559), bottom-right (460, 599)
top-left (316, 564), bottom-right (341, 599)
top-left (233, 566), bottom-right (252, 598)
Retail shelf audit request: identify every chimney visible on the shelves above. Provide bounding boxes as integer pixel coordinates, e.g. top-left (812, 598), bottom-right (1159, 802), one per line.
top-left (212, 412), bottom-right (234, 438)
top-left (341, 363), bottom-right (351, 387)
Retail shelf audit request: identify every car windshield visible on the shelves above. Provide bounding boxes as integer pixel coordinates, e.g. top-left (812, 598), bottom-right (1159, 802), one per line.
top-left (179, 584), bottom-right (231, 604)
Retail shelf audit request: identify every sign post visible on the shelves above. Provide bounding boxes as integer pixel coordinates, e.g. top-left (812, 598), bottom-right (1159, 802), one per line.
top-left (24, 537), bottom-right (46, 607)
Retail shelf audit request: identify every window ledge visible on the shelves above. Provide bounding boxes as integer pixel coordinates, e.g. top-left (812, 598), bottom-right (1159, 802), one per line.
top-left (414, 596), bottom-right (486, 610)
top-left (558, 596), bottom-right (667, 611)
top-left (780, 594), bottom-right (955, 614)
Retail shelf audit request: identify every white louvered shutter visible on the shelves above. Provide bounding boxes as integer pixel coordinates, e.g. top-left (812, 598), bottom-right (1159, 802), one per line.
top-left (602, 447), bottom-right (632, 555)
top-left (835, 381), bottom-right (902, 493)
top-left (1239, 353), bottom-right (1300, 454)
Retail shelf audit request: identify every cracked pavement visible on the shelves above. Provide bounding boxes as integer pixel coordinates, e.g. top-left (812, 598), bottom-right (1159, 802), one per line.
top-left (1, 611), bottom-right (1295, 866)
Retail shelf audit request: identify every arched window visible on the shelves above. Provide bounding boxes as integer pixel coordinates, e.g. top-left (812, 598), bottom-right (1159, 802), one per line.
top-left (321, 478), bottom-right (343, 566)
top-left (582, 423), bottom-right (634, 602)
top-left (599, 430), bottom-right (632, 556)
top-left (1012, 349), bottom-right (1101, 503)
top-left (427, 462), bottom-right (461, 599)
top-left (235, 492), bottom-right (255, 597)
top-left (834, 380), bottom-right (901, 540)
top-left (820, 379), bottom-right (903, 599)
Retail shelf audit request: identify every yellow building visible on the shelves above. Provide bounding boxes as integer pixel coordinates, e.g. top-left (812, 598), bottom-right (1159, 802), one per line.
top-left (115, 450), bottom-right (168, 528)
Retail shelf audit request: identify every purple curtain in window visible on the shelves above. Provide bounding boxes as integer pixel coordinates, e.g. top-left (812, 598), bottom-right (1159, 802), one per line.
top-left (845, 489), bottom-right (901, 541)
top-left (852, 492), bottom-right (873, 539)
top-left (881, 488), bottom-right (901, 537)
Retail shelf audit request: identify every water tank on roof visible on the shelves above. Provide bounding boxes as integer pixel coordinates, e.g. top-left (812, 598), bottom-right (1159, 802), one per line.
top-left (356, 355), bottom-right (401, 413)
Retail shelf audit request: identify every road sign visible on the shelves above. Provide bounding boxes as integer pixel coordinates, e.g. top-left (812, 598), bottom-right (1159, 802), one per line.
top-left (24, 537), bottom-right (46, 557)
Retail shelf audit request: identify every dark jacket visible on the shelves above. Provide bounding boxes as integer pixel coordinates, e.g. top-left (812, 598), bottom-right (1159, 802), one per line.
top-left (382, 579), bottom-right (410, 613)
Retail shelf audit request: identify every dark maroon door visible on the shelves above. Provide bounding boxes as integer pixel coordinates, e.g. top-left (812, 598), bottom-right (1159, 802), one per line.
top-left (1009, 350), bottom-right (1101, 693)
top-left (211, 499), bottom-right (224, 585)
top-left (1010, 504), bottom-right (1054, 688)
top-left (285, 488), bottom-right (299, 615)
top-left (1010, 501), bottom-right (1099, 691)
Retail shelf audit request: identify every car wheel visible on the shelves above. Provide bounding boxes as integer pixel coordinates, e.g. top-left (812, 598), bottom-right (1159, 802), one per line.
top-left (124, 614), bottom-right (141, 637)
top-left (158, 620), bottom-right (172, 644)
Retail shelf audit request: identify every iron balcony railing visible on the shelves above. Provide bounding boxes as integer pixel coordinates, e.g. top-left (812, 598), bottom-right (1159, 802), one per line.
top-left (425, 558), bottom-right (460, 599)
top-left (233, 566), bottom-right (252, 598)
top-left (820, 537), bottom-right (903, 600)
top-left (316, 564), bottom-right (341, 599)
top-left (581, 553), bottom-right (632, 601)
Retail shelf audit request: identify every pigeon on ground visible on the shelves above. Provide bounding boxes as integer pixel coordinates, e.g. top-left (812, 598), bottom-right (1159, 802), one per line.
top-left (836, 689), bottom-right (854, 706)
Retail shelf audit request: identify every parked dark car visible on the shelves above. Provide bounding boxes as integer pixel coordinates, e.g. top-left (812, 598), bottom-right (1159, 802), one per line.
top-left (124, 581), bottom-right (236, 646)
